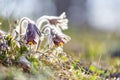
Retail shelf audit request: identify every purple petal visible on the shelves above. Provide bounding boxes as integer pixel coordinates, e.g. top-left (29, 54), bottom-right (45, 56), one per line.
top-left (25, 23), bottom-right (36, 40)
top-left (33, 24), bottom-right (41, 37)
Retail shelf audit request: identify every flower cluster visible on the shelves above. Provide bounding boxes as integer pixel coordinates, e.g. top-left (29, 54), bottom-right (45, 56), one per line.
top-left (13, 12), bottom-right (70, 51)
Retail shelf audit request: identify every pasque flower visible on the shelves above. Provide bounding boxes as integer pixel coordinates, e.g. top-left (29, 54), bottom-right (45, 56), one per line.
top-left (25, 23), bottom-right (37, 45)
top-left (36, 12), bottom-right (71, 48)
top-left (51, 29), bottom-right (70, 47)
top-left (37, 12), bottom-right (68, 31)
top-left (48, 12), bottom-right (68, 30)
top-left (25, 21), bottom-right (41, 45)
top-left (13, 17), bottom-right (41, 45)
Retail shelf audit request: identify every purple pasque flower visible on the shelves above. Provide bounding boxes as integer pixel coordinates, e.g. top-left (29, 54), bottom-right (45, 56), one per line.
top-left (25, 23), bottom-right (41, 45)
top-left (49, 29), bottom-right (64, 46)
top-left (45, 28), bottom-right (70, 48)
top-left (12, 17), bottom-right (41, 46)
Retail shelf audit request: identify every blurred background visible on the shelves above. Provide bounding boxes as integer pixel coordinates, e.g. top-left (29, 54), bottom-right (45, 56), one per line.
top-left (0, 0), bottom-right (120, 65)
top-left (1, 0), bottom-right (120, 31)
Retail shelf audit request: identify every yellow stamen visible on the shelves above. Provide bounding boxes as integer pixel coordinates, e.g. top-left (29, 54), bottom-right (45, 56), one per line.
top-left (58, 42), bottom-right (64, 46)
top-left (28, 42), bottom-right (34, 45)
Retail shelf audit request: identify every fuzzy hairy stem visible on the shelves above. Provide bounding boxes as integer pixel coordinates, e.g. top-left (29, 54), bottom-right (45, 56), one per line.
top-left (19, 17), bottom-right (30, 40)
top-left (36, 16), bottom-right (49, 30)
top-left (36, 39), bottom-right (41, 52)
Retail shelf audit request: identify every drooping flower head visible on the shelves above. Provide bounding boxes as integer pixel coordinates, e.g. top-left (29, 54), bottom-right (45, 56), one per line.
top-left (25, 21), bottom-right (41, 45)
top-left (25, 23), bottom-right (37, 45)
top-left (37, 12), bottom-right (68, 31)
top-left (13, 17), bottom-right (41, 45)
top-left (52, 29), bottom-right (70, 47)
top-left (36, 12), bottom-right (71, 48)
top-left (42, 26), bottom-right (70, 48)
top-left (48, 12), bottom-right (68, 30)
